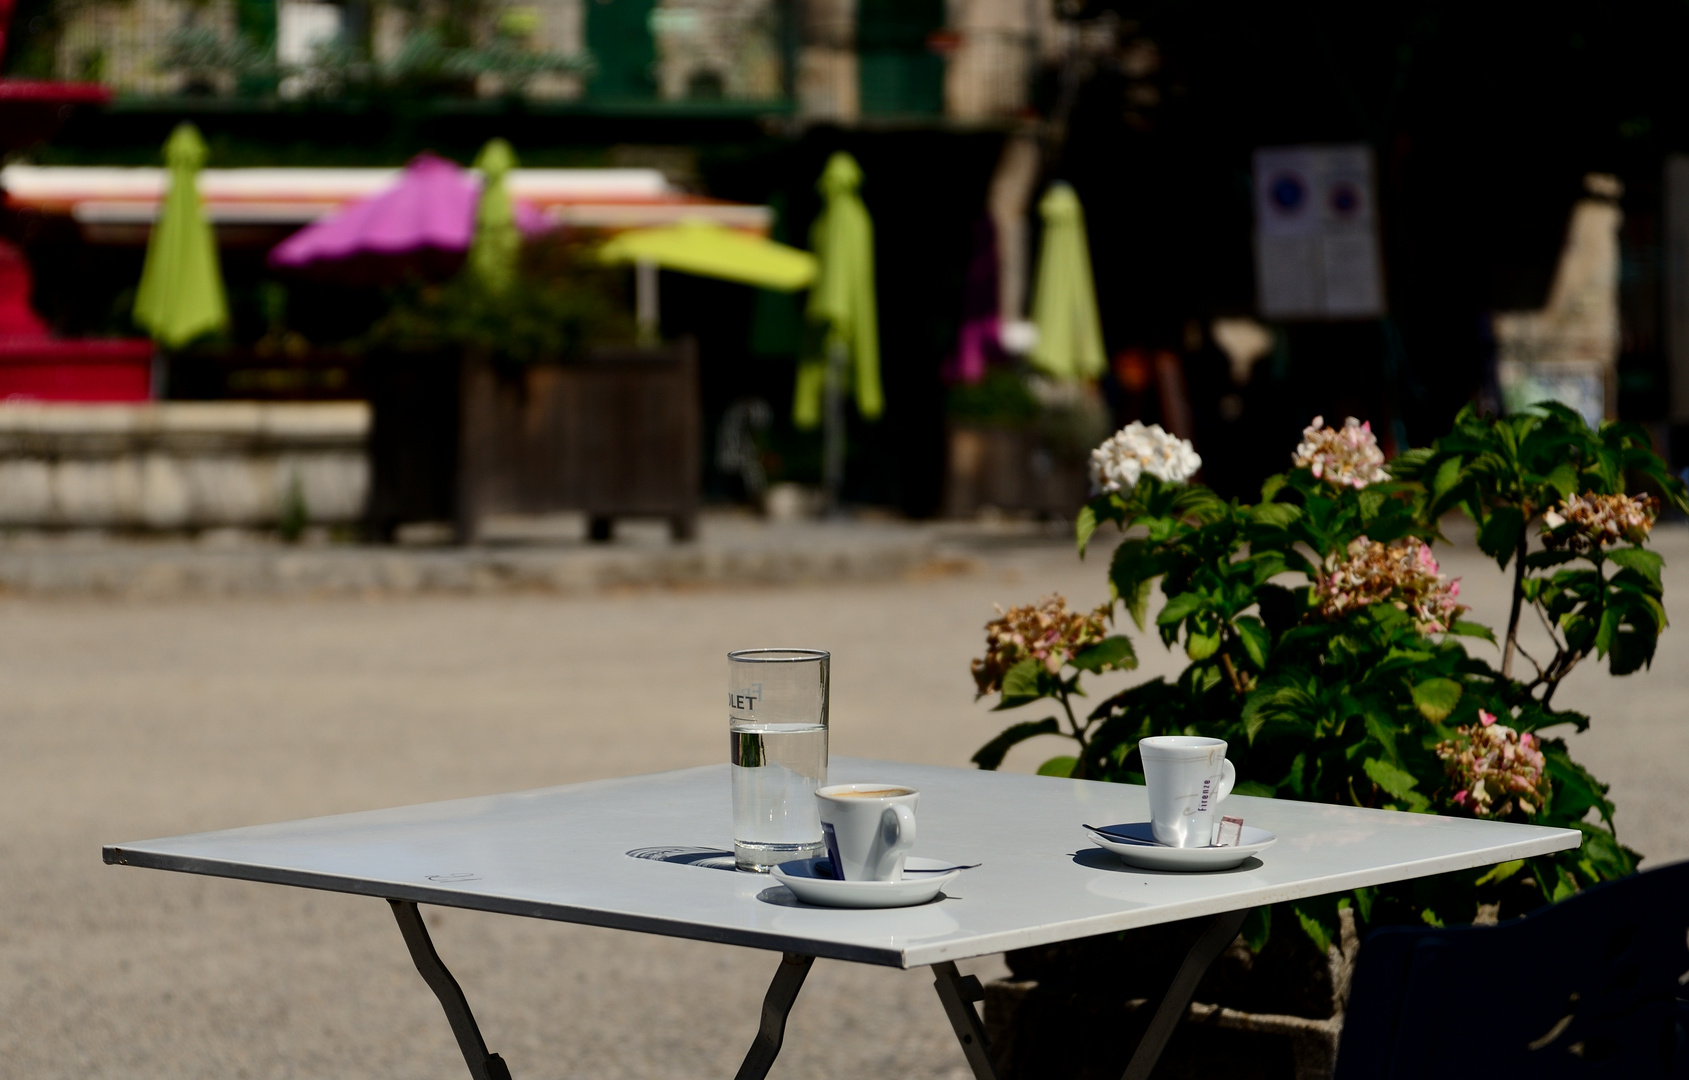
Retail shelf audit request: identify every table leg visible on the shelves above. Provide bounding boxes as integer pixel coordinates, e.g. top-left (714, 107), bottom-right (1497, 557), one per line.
top-left (734, 952), bottom-right (814, 1080)
top-left (933, 961), bottom-right (999, 1080)
top-left (388, 899), bottom-right (514, 1080)
top-left (1120, 906), bottom-right (1254, 1080)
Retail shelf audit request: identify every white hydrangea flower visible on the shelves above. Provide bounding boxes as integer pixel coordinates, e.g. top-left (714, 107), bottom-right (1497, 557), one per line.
top-left (1088, 422), bottom-right (1201, 494)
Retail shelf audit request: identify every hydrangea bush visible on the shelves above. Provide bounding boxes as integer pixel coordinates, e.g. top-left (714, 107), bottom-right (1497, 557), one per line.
top-left (970, 402), bottom-right (1685, 952)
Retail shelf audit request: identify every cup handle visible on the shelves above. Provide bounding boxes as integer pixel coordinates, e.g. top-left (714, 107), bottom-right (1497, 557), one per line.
top-left (874, 804), bottom-right (917, 881)
top-left (1215, 759), bottom-right (1236, 804)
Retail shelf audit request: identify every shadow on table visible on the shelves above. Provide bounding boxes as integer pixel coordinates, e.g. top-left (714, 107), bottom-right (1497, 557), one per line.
top-left (626, 845), bottom-right (738, 871)
top-left (1070, 847), bottom-right (1265, 875)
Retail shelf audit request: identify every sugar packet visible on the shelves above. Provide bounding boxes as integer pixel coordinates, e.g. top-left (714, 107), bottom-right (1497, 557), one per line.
top-left (1214, 816), bottom-right (1245, 847)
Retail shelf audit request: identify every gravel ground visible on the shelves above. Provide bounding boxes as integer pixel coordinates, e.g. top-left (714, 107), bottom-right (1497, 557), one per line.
top-left (1, 526), bottom-right (1684, 1080)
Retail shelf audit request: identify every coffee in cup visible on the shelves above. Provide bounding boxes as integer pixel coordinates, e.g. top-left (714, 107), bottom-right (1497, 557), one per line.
top-left (815, 783), bottom-right (918, 881)
top-left (1139, 736), bottom-right (1235, 848)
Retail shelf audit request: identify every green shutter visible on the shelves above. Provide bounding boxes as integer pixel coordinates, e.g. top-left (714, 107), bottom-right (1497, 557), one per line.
top-left (856, 0), bottom-right (944, 116)
top-left (585, 0), bottom-right (657, 100)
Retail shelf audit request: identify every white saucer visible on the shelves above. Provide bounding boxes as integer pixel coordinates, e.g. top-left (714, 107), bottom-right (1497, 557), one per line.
top-left (770, 856), bottom-right (964, 908)
top-left (1083, 822), bottom-right (1276, 872)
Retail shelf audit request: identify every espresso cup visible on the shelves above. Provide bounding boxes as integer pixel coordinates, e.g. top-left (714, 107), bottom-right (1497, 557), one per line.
top-left (1139, 736), bottom-right (1235, 848)
top-left (815, 783), bottom-right (918, 881)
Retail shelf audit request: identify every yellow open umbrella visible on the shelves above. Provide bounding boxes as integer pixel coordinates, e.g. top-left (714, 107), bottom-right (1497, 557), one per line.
top-left (599, 220), bottom-right (818, 291)
top-left (133, 123), bottom-right (228, 348)
top-left (1028, 182), bottom-right (1105, 381)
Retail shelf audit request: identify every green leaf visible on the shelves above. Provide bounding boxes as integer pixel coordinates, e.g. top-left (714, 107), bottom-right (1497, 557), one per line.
top-left (996, 658), bottom-right (1048, 709)
top-left (970, 717), bottom-right (1060, 770)
top-left (1477, 507), bottom-right (1524, 568)
top-left (1240, 907), bottom-right (1271, 953)
top-left (1544, 744), bottom-right (1613, 825)
top-left (1606, 546), bottom-right (1663, 590)
top-left (1248, 502), bottom-right (1301, 528)
top-left (1445, 620), bottom-right (1498, 645)
top-left (1185, 626), bottom-right (1222, 660)
top-left (1233, 780), bottom-right (1277, 797)
top-left (1260, 473), bottom-right (1287, 503)
top-left (1156, 591), bottom-right (1203, 628)
top-left (1036, 755), bottom-right (1078, 777)
top-left (1410, 677), bottom-right (1463, 722)
top-left (1234, 615), bottom-right (1271, 669)
top-left (1474, 859), bottom-right (1524, 886)
top-left (1294, 904), bottom-right (1335, 954)
top-left (1075, 504), bottom-right (1099, 556)
top-left (1121, 576), bottom-right (1154, 632)
top-left (1544, 462), bottom-right (1578, 498)
top-left (1363, 757), bottom-right (1425, 803)
top-left (1594, 604), bottom-right (1621, 658)
top-left (1431, 455), bottom-right (1464, 503)
top-left (1072, 636), bottom-right (1137, 673)
top-left (1357, 486), bottom-right (1386, 522)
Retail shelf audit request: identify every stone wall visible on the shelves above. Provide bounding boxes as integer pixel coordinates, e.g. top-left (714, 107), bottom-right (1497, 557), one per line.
top-left (0, 402), bottom-right (368, 530)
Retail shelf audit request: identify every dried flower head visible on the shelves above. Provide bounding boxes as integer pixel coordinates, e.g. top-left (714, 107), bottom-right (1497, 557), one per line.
top-left (972, 594), bottom-right (1116, 698)
top-left (1292, 416), bottom-right (1390, 489)
top-left (1316, 536), bottom-right (1465, 634)
top-left (1436, 711), bottom-right (1550, 818)
top-left (1541, 492), bottom-right (1658, 553)
top-left (1089, 422), bottom-right (1202, 494)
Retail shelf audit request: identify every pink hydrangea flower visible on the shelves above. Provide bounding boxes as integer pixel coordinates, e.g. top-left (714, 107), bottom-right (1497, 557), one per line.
top-left (1315, 536), bottom-right (1466, 634)
top-left (1292, 416), bottom-right (1390, 489)
top-left (1436, 714), bottom-right (1550, 818)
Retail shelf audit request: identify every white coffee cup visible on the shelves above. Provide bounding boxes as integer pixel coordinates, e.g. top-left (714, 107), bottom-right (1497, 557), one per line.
top-left (815, 783), bottom-right (918, 881)
top-left (1139, 736), bottom-right (1235, 848)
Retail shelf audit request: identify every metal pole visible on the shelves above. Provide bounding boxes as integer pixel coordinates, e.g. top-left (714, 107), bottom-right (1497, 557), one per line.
top-left (822, 338), bottom-right (846, 516)
top-left (636, 259), bottom-right (659, 345)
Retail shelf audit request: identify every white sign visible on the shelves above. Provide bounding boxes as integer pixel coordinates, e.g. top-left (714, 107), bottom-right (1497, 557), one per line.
top-left (1253, 144), bottom-right (1385, 320)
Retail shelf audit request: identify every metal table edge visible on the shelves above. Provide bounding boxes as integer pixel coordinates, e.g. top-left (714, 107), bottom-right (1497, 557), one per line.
top-left (901, 824), bottom-right (1584, 967)
top-left (102, 843), bottom-right (911, 967)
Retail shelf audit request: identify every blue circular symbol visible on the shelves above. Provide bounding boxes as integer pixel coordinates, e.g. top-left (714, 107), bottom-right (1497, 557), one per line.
top-left (1269, 173), bottom-right (1306, 213)
top-left (1329, 181), bottom-right (1361, 217)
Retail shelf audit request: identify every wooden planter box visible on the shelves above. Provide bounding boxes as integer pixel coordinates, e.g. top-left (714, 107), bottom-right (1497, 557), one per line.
top-left (944, 423), bottom-right (1089, 519)
top-left (982, 911), bottom-right (1358, 1080)
top-left (365, 340), bottom-right (699, 543)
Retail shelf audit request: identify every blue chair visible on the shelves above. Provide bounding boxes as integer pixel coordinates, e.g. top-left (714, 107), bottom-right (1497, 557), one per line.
top-left (1335, 859), bottom-right (1689, 1078)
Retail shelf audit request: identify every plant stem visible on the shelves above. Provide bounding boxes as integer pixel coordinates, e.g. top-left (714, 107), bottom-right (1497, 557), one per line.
top-left (1502, 527), bottom-right (1529, 679)
top-left (1057, 686), bottom-right (1088, 778)
top-left (1217, 651), bottom-right (1246, 696)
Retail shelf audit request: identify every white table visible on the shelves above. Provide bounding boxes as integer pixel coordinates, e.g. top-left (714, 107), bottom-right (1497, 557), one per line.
top-left (105, 757), bottom-right (1579, 1080)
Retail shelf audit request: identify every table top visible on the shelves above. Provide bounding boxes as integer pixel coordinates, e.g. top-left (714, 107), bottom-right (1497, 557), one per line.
top-left (105, 758), bottom-right (1580, 969)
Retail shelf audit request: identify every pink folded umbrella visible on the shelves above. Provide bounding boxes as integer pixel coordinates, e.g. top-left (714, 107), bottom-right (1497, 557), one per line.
top-left (268, 152), bottom-right (548, 285)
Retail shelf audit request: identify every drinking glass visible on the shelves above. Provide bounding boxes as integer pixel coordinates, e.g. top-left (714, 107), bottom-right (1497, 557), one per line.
top-left (728, 648), bottom-right (829, 871)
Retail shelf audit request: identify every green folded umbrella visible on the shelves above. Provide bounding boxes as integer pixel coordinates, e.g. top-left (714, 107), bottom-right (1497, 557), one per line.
top-left (794, 152), bottom-right (882, 430)
top-left (467, 138), bottom-right (520, 294)
top-left (599, 220), bottom-right (818, 291)
top-left (1028, 182), bottom-right (1105, 381)
top-left (133, 123), bottom-right (228, 348)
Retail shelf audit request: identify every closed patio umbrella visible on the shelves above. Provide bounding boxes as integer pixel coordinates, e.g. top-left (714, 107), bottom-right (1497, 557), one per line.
top-left (133, 123), bottom-right (228, 348)
top-left (1028, 182), bottom-right (1105, 381)
top-left (796, 152), bottom-right (882, 428)
top-left (797, 153), bottom-right (880, 513)
top-left (466, 138), bottom-right (521, 294)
